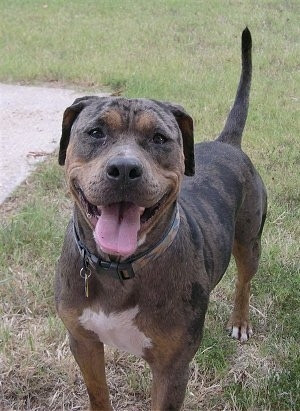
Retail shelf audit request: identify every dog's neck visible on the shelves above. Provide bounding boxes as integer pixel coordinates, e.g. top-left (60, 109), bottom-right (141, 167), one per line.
top-left (72, 203), bottom-right (180, 281)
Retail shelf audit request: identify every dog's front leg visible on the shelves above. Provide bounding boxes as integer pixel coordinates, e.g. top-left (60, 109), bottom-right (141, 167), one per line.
top-left (150, 360), bottom-right (190, 411)
top-left (69, 334), bottom-right (112, 411)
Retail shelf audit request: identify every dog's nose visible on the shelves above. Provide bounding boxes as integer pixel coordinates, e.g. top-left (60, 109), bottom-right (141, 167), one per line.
top-left (106, 157), bottom-right (143, 184)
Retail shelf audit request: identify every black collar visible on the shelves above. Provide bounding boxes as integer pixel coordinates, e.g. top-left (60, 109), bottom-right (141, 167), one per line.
top-left (73, 204), bottom-right (180, 282)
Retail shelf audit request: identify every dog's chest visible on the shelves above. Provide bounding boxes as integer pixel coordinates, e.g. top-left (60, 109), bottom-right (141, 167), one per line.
top-left (79, 306), bottom-right (152, 357)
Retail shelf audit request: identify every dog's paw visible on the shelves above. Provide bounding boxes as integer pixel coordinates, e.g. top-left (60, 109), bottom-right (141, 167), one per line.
top-left (226, 321), bottom-right (253, 342)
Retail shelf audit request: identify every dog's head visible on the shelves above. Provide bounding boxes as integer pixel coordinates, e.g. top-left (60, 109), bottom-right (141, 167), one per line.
top-left (59, 96), bottom-right (194, 257)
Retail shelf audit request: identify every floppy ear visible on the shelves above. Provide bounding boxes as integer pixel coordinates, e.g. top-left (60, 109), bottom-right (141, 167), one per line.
top-left (58, 96), bottom-right (98, 166)
top-left (153, 101), bottom-right (195, 176)
top-left (167, 103), bottom-right (195, 176)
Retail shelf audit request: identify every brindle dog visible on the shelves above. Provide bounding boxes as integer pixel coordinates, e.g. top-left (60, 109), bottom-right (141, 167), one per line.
top-left (55, 28), bottom-right (267, 410)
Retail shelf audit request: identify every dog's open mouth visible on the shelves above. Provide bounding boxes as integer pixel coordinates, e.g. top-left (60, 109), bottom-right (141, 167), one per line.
top-left (75, 185), bottom-right (168, 256)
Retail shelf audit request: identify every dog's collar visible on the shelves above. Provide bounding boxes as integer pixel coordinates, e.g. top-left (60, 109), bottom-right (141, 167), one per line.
top-left (73, 204), bottom-right (180, 283)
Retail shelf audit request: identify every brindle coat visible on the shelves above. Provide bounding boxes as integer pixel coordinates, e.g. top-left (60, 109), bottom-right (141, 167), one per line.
top-left (55, 28), bottom-right (267, 410)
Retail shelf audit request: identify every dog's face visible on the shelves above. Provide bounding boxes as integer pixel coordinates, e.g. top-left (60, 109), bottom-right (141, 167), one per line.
top-left (59, 96), bottom-right (194, 257)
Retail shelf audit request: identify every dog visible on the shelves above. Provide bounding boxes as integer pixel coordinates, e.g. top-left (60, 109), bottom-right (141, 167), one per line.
top-left (55, 27), bottom-right (267, 410)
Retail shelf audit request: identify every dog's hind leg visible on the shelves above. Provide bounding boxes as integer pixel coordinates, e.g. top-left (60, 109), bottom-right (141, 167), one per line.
top-left (226, 238), bottom-right (261, 341)
top-left (227, 205), bottom-right (266, 342)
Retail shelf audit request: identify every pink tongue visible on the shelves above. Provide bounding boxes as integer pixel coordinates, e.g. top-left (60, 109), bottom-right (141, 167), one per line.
top-left (94, 202), bottom-right (142, 256)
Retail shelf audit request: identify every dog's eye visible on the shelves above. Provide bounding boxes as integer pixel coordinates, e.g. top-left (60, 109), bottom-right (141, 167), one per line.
top-left (89, 128), bottom-right (105, 139)
top-left (153, 133), bottom-right (168, 145)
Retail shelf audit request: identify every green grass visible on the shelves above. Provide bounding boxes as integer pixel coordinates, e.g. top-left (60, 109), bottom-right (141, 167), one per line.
top-left (1, 1), bottom-right (300, 410)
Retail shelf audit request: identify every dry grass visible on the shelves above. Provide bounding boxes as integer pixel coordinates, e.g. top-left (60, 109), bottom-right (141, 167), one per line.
top-left (0, 269), bottom-right (270, 411)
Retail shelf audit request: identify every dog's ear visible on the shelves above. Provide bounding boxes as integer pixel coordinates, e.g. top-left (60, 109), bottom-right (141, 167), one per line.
top-left (168, 103), bottom-right (195, 176)
top-left (58, 96), bottom-right (98, 166)
top-left (153, 101), bottom-right (195, 176)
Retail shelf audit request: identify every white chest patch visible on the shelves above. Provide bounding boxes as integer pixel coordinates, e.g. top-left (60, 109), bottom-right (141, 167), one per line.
top-left (79, 306), bottom-right (152, 357)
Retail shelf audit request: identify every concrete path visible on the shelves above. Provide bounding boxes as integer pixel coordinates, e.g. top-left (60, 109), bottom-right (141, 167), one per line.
top-left (0, 83), bottom-right (105, 204)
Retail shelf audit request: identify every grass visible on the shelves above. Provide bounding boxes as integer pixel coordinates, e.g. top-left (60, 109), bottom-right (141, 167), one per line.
top-left (0, 1), bottom-right (299, 410)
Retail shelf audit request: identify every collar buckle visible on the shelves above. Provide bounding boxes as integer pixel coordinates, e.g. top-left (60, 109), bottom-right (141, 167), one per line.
top-left (99, 260), bottom-right (135, 281)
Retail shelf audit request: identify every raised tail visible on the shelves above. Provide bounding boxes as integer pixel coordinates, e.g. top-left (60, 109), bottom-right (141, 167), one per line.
top-left (217, 27), bottom-right (252, 147)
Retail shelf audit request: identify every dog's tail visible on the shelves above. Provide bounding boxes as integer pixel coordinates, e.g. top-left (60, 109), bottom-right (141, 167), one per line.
top-left (217, 27), bottom-right (252, 147)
